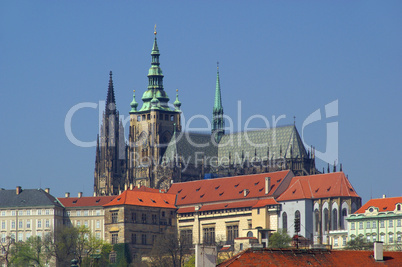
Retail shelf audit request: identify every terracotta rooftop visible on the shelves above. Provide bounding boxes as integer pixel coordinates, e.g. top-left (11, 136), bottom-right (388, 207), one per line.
top-left (218, 248), bottom-right (402, 267)
top-left (168, 170), bottom-right (292, 206)
top-left (355, 196), bottom-right (402, 214)
top-left (277, 172), bottom-right (360, 201)
top-left (103, 189), bottom-right (176, 209)
top-left (57, 195), bottom-right (115, 208)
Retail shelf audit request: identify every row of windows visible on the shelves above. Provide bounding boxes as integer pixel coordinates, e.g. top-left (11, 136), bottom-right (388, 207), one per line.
top-left (351, 219), bottom-right (402, 230)
top-left (136, 114), bottom-right (175, 122)
top-left (179, 207), bottom-right (252, 218)
top-left (1, 219), bottom-right (51, 229)
top-left (0, 209), bottom-right (55, 216)
top-left (74, 220), bottom-right (101, 228)
top-left (1, 231), bottom-right (50, 243)
top-left (350, 233), bottom-right (402, 243)
top-left (68, 210), bottom-right (102, 217)
top-left (111, 233), bottom-right (156, 245)
top-left (128, 212), bottom-right (172, 225)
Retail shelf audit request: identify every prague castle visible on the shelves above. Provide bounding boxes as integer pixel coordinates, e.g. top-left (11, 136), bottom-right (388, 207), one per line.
top-left (94, 31), bottom-right (319, 196)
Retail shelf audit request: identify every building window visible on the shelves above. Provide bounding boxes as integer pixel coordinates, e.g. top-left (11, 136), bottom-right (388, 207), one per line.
top-left (111, 233), bottom-right (118, 244)
top-left (397, 219), bottom-right (401, 227)
top-left (132, 233), bottom-right (136, 244)
top-left (180, 229), bottom-right (193, 247)
top-left (152, 214), bottom-right (157, 224)
top-left (26, 210), bottom-right (30, 216)
top-left (96, 220), bottom-right (100, 229)
top-left (11, 211), bottom-right (15, 216)
top-left (96, 210), bottom-right (101, 216)
top-left (397, 233), bottom-right (401, 243)
top-left (26, 220), bottom-right (31, 228)
top-left (282, 212), bottom-right (288, 232)
top-left (76, 211), bottom-right (81, 216)
top-left (351, 222), bottom-right (355, 230)
top-left (18, 233), bottom-right (23, 242)
top-left (1, 233), bottom-right (5, 243)
top-left (45, 209), bottom-right (50, 215)
top-left (373, 235), bottom-right (377, 242)
top-left (367, 236), bottom-right (371, 243)
top-left (380, 220), bottom-right (385, 228)
top-left (324, 208), bottom-right (329, 232)
top-left (257, 208), bottom-right (260, 215)
top-left (18, 210), bottom-right (23, 216)
top-left (26, 232), bottom-right (31, 240)
top-left (37, 209), bottom-right (42, 215)
top-left (37, 220), bottom-right (41, 228)
top-left (372, 221), bottom-right (377, 228)
top-left (380, 235), bottom-right (385, 242)
top-left (45, 220), bottom-right (50, 228)
top-left (142, 234), bottom-right (147, 245)
top-left (332, 209), bottom-right (337, 230)
top-left (77, 221), bottom-right (80, 226)
top-left (19, 220), bottom-right (23, 229)
top-left (96, 232), bottom-right (101, 240)
top-left (110, 251), bottom-right (116, 263)
top-left (0, 211), bottom-right (5, 216)
top-left (314, 209), bottom-right (320, 233)
top-left (397, 204), bottom-right (401, 211)
top-left (359, 222), bottom-right (363, 230)
top-left (342, 236), bottom-right (347, 246)
top-left (389, 233), bottom-right (394, 243)
top-left (162, 211), bottom-right (165, 217)
top-left (389, 220), bottom-right (393, 228)
top-left (152, 235), bottom-right (156, 244)
top-left (132, 213), bottom-right (136, 223)
top-left (1, 221), bottom-right (5, 229)
top-left (112, 212), bottom-right (118, 223)
top-left (367, 221), bottom-right (371, 229)
top-left (203, 227), bottom-right (215, 245)
top-left (142, 214), bottom-right (147, 224)
top-left (84, 221), bottom-right (88, 228)
top-left (227, 225), bottom-right (239, 242)
top-left (334, 238), bottom-right (338, 247)
top-left (84, 210), bottom-right (89, 216)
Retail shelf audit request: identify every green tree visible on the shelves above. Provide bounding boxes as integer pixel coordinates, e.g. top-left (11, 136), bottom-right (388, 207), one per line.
top-left (268, 229), bottom-right (292, 248)
top-left (0, 235), bottom-right (14, 266)
top-left (345, 238), bottom-right (373, 250)
top-left (150, 231), bottom-right (189, 267)
top-left (9, 235), bottom-right (52, 266)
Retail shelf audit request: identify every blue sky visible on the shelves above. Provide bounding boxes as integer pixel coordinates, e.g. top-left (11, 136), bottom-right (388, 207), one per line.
top-left (0, 1), bottom-right (401, 203)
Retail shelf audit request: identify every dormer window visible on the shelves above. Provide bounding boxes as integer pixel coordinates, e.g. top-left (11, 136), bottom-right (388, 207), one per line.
top-left (369, 207), bottom-right (374, 212)
top-left (397, 204), bottom-right (401, 211)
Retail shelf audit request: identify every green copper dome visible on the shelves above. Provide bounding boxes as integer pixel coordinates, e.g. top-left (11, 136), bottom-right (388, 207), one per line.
top-left (174, 89), bottom-right (181, 111)
top-left (130, 90), bottom-right (138, 113)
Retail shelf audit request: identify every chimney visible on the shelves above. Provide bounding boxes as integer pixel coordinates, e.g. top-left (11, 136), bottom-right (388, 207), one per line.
top-left (16, 186), bottom-right (22, 195)
top-left (374, 242), bottom-right (383, 261)
top-left (78, 192), bottom-right (82, 198)
top-left (65, 192), bottom-right (70, 198)
top-left (45, 188), bottom-right (50, 194)
top-left (265, 177), bottom-right (271, 195)
top-left (383, 194), bottom-right (386, 199)
top-left (93, 192), bottom-right (96, 197)
top-left (124, 183), bottom-right (128, 191)
top-left (130, 183), bottom-right (133, 190)
top-left (137, 183), bottom-right (141, 189)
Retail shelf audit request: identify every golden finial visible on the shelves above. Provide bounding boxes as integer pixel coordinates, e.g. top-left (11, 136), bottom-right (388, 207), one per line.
top-left (176, 89), bottom-right (178, 92)
top-left (133, 89), bottom-right (135, 93)
top-left (154, 24), bottom-right (157, 35)
top-left (217, 61), bottom-right (219, 70)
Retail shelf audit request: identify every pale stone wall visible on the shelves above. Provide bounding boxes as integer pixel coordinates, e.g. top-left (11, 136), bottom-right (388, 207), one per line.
top-left (65, 206), bottom-right (106, 240)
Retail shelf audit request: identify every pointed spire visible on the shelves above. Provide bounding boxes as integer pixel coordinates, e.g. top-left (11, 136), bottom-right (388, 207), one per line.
top-left (174, 89), bottom-right (181, 111)
top-left (130, 90), bottom-right (138, 113)
top-left (212, 62), bottom-right (225, 143)
top-left (106, 71), bottom-right (116, 113)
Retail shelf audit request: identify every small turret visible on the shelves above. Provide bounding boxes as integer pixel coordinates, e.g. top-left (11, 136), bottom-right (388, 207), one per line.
top-left (212, 62), bottom-right (224, 143)
top-left (174, 89), bottom-right (181, 111)
top-left (130, 90), bottom-right (138, 113)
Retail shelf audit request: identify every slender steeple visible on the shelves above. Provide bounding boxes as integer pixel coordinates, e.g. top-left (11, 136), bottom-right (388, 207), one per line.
top-left (106, 71), bottom-right (116, 114)
top-left (212, 62), bottom-right (224, 143)
top-left (139, 26), bottom-right (171, 111)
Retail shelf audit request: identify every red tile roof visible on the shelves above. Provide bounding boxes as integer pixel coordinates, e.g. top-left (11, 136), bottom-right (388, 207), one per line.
top-left (355, 196), bottom-right (402, 214)
top-left (277, 172), bottom-right (360, 201)
top-left (168, 171), bottom-right (292, 206)
top-left (218, 248), bottom-right (402, 267)
top-left (103, 189), bottom-right (176, 209)
top-left (131, 185), bottom-right (166, 193)
top-left (58, 196), bottom-right (115, 207)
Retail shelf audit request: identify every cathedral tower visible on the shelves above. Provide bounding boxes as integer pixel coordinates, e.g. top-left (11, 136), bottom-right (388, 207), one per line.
top-left (94, 71), bottom-right (127, 196)
top-left (127, 29), bottom-right (182, 188)
top-left (212, 63), bottom-right (224, 143)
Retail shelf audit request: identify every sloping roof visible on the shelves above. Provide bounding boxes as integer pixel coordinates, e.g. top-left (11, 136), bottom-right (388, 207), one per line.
top-left (218, 248), bottom-right (402, 267)
top-left (163, 132), bottom-right (217, 165)
top-left (0, 188), bottom-right (63, 208)
top-left (355, 196), bottom-right (402, 214)
top-left (168, 170), bottom-right (291, 206)
top-left (177, 199), bottom-right (275, 214)
top-left (58, 196), bottom-right (115, 208)
top-left (277, 172), bottom-right (360, 201)
top-left (218, 125), bottom-right (308, 165)
top-left (103, 189), bottom-right (176, 209)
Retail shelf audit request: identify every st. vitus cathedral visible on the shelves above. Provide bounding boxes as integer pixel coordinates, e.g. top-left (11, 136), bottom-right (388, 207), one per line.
top-left (94, 31), bottom-right (318, 196)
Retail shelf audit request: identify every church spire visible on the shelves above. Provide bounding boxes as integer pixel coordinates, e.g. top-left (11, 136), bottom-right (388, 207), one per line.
top-left (106, 71), bottom-right (116, 113)
top-left (212, 62), bottom-right (224, 143)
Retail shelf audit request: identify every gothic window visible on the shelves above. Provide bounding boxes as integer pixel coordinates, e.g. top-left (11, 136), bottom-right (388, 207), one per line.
top-left (324, 208), bottom-right (329, 232)
top-left (315, 209), bottom-right (320, 233)
top-left (332, 209), bottom-right (338, 230)
top-left (282, 212), bottom-right (288, 232)
top-left (112, 233), bottom-right (118, 244)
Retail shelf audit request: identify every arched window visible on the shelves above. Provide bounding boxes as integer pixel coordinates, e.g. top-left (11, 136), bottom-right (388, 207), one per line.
top-left (332, 209), bottom-right (338, 230)
top-left (340, 208), bottom-right (347, 229)
top-left (315, 209), bottom-right (320, 233)
top-left (324, 208), bottom-right (329, 232)
top-left (247, 231), bottom-right (253, 237)
top-left (295, 210), bottom-right (300, 220)
top-left (282, 212), bottom-right (288, 232)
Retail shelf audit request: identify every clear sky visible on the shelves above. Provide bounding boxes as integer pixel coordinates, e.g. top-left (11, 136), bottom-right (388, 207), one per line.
top-left (0, 1), bottom-right (401, 203)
